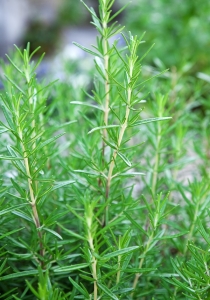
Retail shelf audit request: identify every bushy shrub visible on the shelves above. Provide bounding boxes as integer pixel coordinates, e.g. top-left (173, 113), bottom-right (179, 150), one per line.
top-left (0, 1), bottom-right (209, 299)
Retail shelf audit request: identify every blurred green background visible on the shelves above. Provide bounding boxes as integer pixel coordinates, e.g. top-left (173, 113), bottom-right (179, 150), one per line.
top-left (1, 0), bottom-right (209, 74)
top-left (57, 0), bottom-right (210, 73)
top-left (120, 0), bottom-right (210, 73)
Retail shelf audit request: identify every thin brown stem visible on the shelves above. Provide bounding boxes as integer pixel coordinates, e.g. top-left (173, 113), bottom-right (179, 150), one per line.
top-left (132, 198), bottom-right (160, 297)
top-left (18, 127), bottom-right (44, 265)
top-left (102, 45), bottom-right (110, 154)
top-left (101, 11), bottom-right (111, 227)
top-left (87, 218), bottom-right (98, 300)
top-left (102, 22), bottom-right (110, 135)
top-left (105, 86), bottom-right (132, 223)
top-left (132, 235), bottom-right (153, 296)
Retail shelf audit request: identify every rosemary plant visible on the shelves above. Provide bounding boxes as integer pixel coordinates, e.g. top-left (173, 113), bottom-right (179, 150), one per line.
top-left (0, 44), bottom-right (74, 299)
top-left (0, 0), bottom-right (210, 299)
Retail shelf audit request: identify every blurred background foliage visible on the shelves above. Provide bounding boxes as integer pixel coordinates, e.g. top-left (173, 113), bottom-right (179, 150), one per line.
top-left (119, 0), bottom-right (210, 72)
top-left (57, 0), bottom-right (210, 72)
top-left (1, 0), bottom-right (210, 120)
top-left (16, 0), bottom-right (210, 131)
top-left (1, 0), bottom-right (210, 74)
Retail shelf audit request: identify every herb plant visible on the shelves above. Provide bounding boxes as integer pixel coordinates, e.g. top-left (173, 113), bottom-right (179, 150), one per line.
top-left (0, 0), bottom-right (210, 299)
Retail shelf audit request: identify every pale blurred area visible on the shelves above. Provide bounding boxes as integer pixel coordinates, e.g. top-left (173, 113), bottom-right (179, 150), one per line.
top-left (0, 0), bottom-right (62, 56)
top-left (0, 0), bottom-right (104, 58)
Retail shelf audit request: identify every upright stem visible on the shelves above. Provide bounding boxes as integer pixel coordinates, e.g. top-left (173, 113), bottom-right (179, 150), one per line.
top-left (151, 121), bottom-right (161, 195)
top-left (105, 82), bottom-right (133, 223)
top-left (102, 25), bottom-right (110, 138)
top-left (25, 63), bottom-right (38, 153)
top-left (132, 204), bottom-right (159, 297)
top-left (98, 33), bottom-right (109, 190)
top-left (116, 240), bottom-right (122, 284)
top-left (90, 248), bottom-right (98, 299)
top-left (183, 191), bottom-right (205, 255)
top-left (100, 2), bottom-right (110, 158)
top-left (87, 210), bottom-right (98, 300)
top-left (18, 127), bottom-right (44, 263)
top-left (132, 234), bottom-right (153, 293)
top-left (17, 63), bottom-right (44, 263)
top-left (101, 6), bottom-right (111, 226)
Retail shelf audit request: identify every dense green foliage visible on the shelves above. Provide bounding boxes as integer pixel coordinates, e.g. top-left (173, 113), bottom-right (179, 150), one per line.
top-left (0, 0), bottom-right (210, 299)
top-left (121, 0), bottom-right (210, 69)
